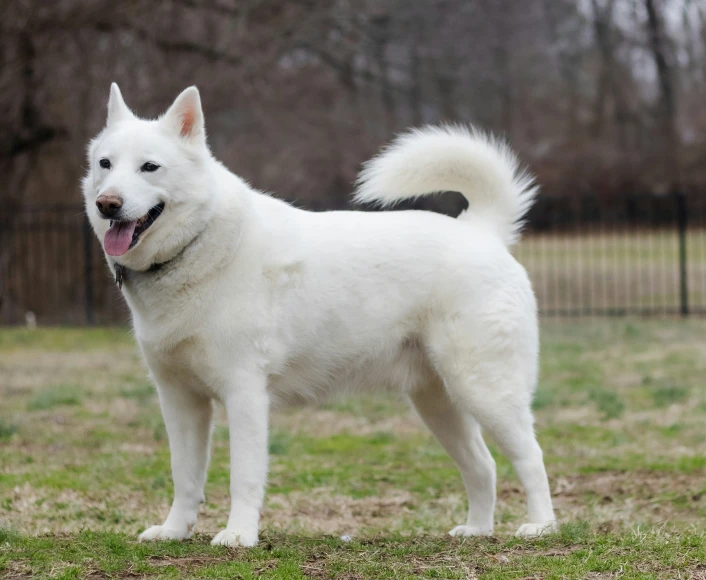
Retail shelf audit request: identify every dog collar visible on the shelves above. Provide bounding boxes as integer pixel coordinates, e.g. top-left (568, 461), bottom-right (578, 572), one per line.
top-left (114, 263), bottom-right (126, 289)
top-left (111, 234), bottom-right (200, 289)
top-left (112, 261), bottom-right (164, 289)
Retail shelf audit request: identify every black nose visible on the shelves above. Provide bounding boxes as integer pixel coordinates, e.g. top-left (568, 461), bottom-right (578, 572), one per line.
top-left (96, 194), bottom-right (123, 218)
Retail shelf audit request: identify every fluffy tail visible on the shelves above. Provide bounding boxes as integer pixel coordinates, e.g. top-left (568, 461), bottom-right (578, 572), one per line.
top-left (354, 125), bottom-right (537, 246)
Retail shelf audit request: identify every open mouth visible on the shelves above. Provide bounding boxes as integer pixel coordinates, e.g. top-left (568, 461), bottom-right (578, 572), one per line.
top-left (104, 202), bottom-right (165, 257)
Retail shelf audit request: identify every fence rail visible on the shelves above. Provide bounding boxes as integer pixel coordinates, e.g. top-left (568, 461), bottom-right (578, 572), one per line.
top-left (1, 194), bottom-right (705, 325)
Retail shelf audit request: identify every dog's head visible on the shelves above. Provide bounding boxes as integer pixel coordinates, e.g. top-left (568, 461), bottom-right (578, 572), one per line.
top-left (82, 84), bottom-right (216, 271)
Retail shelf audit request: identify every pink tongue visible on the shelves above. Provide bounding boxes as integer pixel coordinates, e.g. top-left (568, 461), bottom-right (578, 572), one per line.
top-left (104, 221), bottom-right (137, 256)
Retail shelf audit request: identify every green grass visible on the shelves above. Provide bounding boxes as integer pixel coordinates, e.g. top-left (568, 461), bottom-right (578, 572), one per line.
top-left (642, 376), bottom-right (690, 408)
top-left (27, 384), bottom-right (84, 411)
top-left (2, 527), bottom-right (705, 579)
top-left (0, 327), bottom-right (132, 352)
top-left (587, 386), bottom-right (626, 420)
top-left (0, 419), bottom-right (18, 440)
top-left (2, 320), bottom-right (706, 577)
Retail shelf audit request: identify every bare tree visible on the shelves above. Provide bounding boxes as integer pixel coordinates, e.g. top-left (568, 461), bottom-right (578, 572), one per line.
top-left (1, 0), bottom-right (705, 207)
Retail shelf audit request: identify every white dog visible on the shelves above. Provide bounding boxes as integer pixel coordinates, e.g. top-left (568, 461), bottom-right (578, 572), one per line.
top-left (82, 84), bottom-right (557, 546)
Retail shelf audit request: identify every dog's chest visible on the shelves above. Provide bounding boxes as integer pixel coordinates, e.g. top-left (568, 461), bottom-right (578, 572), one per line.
top-left (139, 333), bottom-right (228, 399)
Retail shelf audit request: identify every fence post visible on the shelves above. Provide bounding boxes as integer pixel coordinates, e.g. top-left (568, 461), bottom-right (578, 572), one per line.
top-left (83, 216), bottom-right (95, 325)
top-left (676, 191), bottom-right (688, 317)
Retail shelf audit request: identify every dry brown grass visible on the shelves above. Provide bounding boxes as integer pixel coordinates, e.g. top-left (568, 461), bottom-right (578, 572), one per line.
top-left (2, 320), bottom-right (706, 545)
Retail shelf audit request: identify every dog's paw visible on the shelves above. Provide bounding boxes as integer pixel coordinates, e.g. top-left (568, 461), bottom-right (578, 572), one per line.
top-left (211, 527), bottom-right (258, 547)
top-left (515, 521), bottom-right (558, 538)
top-left (448, 524), bottom-right (493, 537)
top-left (138, 524), bottom-right (192, 542)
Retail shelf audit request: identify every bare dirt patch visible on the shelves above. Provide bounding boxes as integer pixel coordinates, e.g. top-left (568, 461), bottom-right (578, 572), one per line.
top-left (262, 489), bottom-right (416, 535)
top-left (551, 470), bottom-right (706, 526)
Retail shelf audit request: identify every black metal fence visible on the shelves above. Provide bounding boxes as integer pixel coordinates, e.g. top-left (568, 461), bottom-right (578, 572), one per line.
top-left (0, 206), bottom-right (127, 325)
top-left (517, 193), bottom-right (706, 317)
top-left (1, 194), bottom-right (705, 325)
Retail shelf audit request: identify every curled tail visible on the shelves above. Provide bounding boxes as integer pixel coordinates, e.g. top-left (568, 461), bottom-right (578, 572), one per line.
top-left (354, 125), bottom-right (537, 247)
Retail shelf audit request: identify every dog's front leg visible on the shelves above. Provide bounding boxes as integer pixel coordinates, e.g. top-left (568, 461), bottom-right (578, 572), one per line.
top-left (139, 381), bottom-right (214, 542)
top-left (211, 372), bottom-right (269, 547)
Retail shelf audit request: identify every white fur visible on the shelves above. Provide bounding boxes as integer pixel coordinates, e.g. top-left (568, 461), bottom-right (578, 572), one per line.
top-left (355, 125), bottom-right (538, 247)
top-left (82, 86), bottom-right (557, 547)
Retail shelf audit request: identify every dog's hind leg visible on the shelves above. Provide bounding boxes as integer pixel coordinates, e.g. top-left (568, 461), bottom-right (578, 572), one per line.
top-left (442, 376), bottom-right (556, 536)
top-left (139, 381), bottom-right (214, 542)
top-left (469, 392), bottom-right (556, 537)
top-left (427, 313), bottom-right (556, 537)
top-left (410, 379), bottom-right (496, 536)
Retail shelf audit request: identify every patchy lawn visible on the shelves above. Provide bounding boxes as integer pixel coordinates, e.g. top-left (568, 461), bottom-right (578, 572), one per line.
top-left (1, 320), bottom-right (706, 578)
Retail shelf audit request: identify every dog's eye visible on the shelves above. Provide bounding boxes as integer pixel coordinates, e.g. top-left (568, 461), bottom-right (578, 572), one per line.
top-left (99, 158), bottom-right (111, 169)
top-left (141, 162), bottom-right (160, 173)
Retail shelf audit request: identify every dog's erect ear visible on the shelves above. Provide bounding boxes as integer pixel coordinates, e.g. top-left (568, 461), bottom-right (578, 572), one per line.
top-left (107, 83), bottom-right (134, 126)
top-left (162, 87), bottom-right (205, 145)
